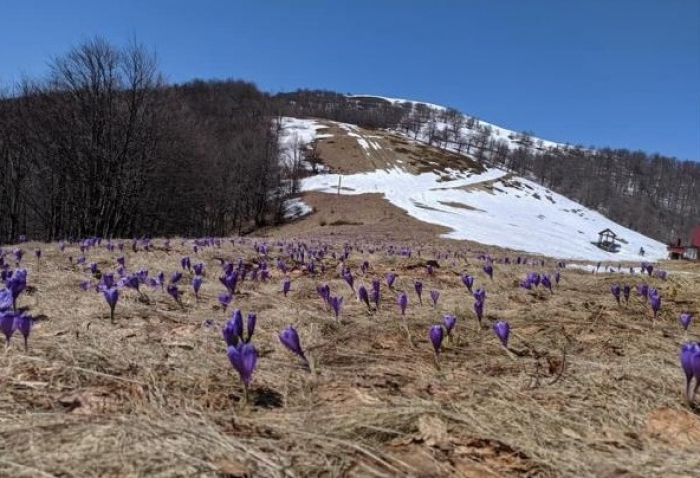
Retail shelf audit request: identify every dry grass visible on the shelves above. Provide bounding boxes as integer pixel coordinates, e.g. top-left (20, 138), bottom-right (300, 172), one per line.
top-left (1, 238), bottom-right (700, 477)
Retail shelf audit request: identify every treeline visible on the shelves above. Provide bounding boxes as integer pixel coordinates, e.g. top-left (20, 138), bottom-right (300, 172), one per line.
top-left (0, 38), bottom-right (287, 243)
top-left (273, 90), bottom-right (699, 243)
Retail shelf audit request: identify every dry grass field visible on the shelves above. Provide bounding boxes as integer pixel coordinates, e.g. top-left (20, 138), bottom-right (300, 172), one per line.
top-left (1, 230), bottom-right (699, 478)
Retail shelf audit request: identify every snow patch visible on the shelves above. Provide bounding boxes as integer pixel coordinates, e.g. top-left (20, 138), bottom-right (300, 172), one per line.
top-left (300, 167), bottom-right (666, 261)
top-left (283, 197), bottom-right (313, 221)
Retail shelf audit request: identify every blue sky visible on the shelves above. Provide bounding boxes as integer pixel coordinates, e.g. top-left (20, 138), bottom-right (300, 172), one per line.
top-left (1, 0), bottom-right (698, 160)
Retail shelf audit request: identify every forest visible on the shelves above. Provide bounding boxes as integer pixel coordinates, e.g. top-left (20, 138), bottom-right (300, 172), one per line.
top-left (1, 38), bottom-right (696, 244)
top-left (0, 38), bottom-right (288, 243)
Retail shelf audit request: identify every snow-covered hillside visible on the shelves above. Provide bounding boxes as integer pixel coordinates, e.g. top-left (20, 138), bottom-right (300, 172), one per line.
top-left (278, 117), bottom-right (667, 262)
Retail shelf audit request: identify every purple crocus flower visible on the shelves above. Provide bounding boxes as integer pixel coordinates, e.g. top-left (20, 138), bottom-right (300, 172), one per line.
top-left (461, 274), bottom-right (474, 293)
top-left (527, 272), bottom-right (540, 288)
top-left (519, 279), bottom-right (533, 290)
top-left (429, 290), bottom-right (440, 307)
top-left (223, 310), bottom-right (244, 346)
top-left (386, 272), bottom-right (397, 288)
top-left (0, 311), bottom-right (15, 345)
top-left (246, 312), bottom-right (256, 342)
top-left (6, 269), bottom-right (27, 309)
top-left (649, 291), bottom-right (661, 318)
top-left (414, 280), bottom-right (423, 305)
top-left (220, 272), bottom-right (238, 294)
top-left (397, 292), bottom-right (408, 315)
top-left (343, 270), bottom-right (355, 291)
top-left (0, 289), bottom-right (12, 310)
top-left (193, 262), bottom-right (204, 276)
top-left (227, 342), bottom-right (258, 391)
top-left (103, 287), bottom-right (119, 324)
top-left (371, 277), bottom-right (380, 296)
top-left (541, 274), bottom-right (552, 292)
top-left (443, 315), bottom-right (456, 336)
top-left (358, 285), bottom-right (370, 309)
top-left (13, 311), bottom-right (32, 351)
top-left (680, 312), bottom-right (693, 331)
top-left (282, 277), bottom-right (291, 297)
top-left (116, 255), bottom-right (125, 267)
top-left (35, 249), bottom-right (41, 260)
top-left (429, 324), bottom-right (444, 355)
top-left (218, 292), bottom-right (232, 311)
top-left (483, 264), bottom-right (493, 280)
top-left (167, 284), bottom-right (182, 305)
top-left (330, 295), bottom-right (343, 318)
top-left (610, 284), bottom-right (621, 305)
top-left (680, 342), bottom-right (700, 401)
top-left (636, 283), bottom-right (649, 301)
top-left (192, 275), bottom-right (203, 298)
top-left (123, 274), bottom-right (140, 292)
top-left (473, 299), bottom-right (484, 325)
top-left (279, 324), bottom-right (307, 364)
top-left (474, 288), bottom-right (486, 304)
top-left (554, 271), bottom-right (561, 285)
top-left (170, 271), bottom-right (182, 284)
top-left (622, 284), bottom-right (630, 304)
top-left (493, 321), bottom-right (510, 348)
top-left (180, 256), bottom-right (191, 271)
top-left (317, 283), bottom-right (331, 307)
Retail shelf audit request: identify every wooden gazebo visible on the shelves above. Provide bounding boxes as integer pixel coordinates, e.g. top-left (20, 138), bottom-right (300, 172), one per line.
top-left (596, 228), bottom-right (618, 252)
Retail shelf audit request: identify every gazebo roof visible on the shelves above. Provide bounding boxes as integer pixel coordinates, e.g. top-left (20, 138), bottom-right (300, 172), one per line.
top-left (598, 228), bottom-right (617, 237)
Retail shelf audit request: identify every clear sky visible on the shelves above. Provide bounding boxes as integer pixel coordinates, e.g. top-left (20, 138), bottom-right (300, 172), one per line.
top-left (1, 0), bottom-right (698, 160)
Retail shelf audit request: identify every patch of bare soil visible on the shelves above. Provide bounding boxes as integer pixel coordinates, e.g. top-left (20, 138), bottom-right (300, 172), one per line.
top-left (267, 191), bottom-right (453, 244)
top-left (308, 119), bottom-right (485, 178)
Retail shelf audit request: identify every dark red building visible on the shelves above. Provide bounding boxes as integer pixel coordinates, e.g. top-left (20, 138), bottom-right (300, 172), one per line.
top-left (667, 225), bottom-right (700, 260)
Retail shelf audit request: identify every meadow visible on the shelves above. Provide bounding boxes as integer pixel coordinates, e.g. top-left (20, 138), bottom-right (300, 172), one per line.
top-left (0, 235), bottom-right (698, 477)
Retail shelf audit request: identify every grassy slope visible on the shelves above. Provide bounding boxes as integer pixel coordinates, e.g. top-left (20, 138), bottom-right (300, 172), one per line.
top-left (1, 238), bottom-right (699, 477)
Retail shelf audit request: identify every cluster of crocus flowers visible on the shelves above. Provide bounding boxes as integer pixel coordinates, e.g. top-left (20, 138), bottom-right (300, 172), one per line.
top-left (223, 309), bottom-right (258, 403)
top-left (3, 268), bottom-right (27, 310)
top-left (0, 282), bottom-right (33, 351)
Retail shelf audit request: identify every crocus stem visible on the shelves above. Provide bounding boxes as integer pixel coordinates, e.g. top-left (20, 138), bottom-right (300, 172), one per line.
top-left (403, 321), bottom-right (414, 348)
top-left (433, 352), bottom-right (441, 371)
top-left (243, 383), bottom-right (249, 405)
top-left (24, 337), bottom-right (28, 353)
top-left (110, 308), bottom-right (115, 324)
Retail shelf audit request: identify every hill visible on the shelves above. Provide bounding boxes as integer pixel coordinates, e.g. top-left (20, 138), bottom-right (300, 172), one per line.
top-left (277, 117), bottom-right (667, 262)
top-left (276, 90), bottom-right (700, 245)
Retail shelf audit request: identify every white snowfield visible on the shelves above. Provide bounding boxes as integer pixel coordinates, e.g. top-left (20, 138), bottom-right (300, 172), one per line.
top-left (279, 116), bottom-right (667, 262)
